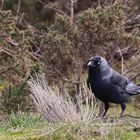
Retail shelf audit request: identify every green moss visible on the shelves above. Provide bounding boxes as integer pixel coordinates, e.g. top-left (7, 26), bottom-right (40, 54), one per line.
top-left (0, 103), bottom-right (139, 140)
top-left (0, 121), bottom-right (139, 140)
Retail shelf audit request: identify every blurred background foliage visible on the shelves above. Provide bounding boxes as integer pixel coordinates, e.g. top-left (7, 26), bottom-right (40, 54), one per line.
top-left (0, 0), bottom-right (140, 116)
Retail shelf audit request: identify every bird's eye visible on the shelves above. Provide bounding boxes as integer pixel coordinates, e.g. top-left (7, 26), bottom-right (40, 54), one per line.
top-left (97, 61), bottom-right (101, 65)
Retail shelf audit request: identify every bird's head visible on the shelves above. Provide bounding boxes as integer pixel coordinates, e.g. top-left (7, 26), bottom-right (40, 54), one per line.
top-left (87, 56), bottom-right (110, 74)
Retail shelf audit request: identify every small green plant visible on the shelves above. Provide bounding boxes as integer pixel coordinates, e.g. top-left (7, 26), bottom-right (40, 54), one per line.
top-left (2, 81), bottom-right (27, 114)
top-left (0, 115), bottom-right (139, 140)
top-left (6, 113), bottom-right (43, 129)
top-left (2, 68), bottom-right (38, 114)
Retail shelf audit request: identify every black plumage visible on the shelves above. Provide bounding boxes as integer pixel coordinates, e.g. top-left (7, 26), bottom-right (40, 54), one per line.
top-left (87, 56), bottom-right (140, 117)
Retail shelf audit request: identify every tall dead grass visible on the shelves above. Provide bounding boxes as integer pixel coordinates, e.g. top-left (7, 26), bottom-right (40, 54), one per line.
top-left (28, 74), bottom-right (97, 123)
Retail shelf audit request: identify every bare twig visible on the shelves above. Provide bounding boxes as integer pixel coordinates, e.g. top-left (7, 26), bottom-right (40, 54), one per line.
top-left (116, 47), bottom-right (124, 74)
top-left (130, 72), bottom-right (140, 81)
top-left (1, 0), bottom-right (4, 10)
top-left (124, 63), bottom-right (140, 75)
top-left (0, 46), bottom-right (18, 55)
top-left (4, 37), bottom-right (19, 46)
top-left (16, 0), bottom-right (21, 18)
top-left (38, 0), bottom-right (70, 19)
top-left (98, 0), bottom-right (101, 6)
top-left (0, 63), bottom-right (19, 75)
top-left (122, 114), bottom-right (140, 119)
top-left (63, 78), bottom-right (83, 84)
top-left (19, 13), bottom-right (24, 24)
top-left (70, 0), bottom-right (74, 23)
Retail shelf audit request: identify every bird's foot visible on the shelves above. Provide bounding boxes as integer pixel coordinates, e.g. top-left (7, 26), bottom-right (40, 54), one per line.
top-left (119, 111), bottom-right (125, 118)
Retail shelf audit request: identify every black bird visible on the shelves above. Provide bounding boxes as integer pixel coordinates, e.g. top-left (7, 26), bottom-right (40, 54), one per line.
top-left (87, 56), bottom-right (140, 117)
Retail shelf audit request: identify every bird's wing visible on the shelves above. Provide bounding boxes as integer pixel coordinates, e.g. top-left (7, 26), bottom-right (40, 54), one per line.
top-left (110, 70), bottom-right (140, 95)
top-left (110, 70), bottom-right (130, 90)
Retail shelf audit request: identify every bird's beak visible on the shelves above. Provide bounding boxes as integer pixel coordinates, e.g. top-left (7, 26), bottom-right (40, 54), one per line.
top-left (87, 61), bottom-right (95, 67)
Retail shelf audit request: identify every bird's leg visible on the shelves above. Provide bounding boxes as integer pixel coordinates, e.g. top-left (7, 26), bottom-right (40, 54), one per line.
top-left (98, 102), bottom-right (105, 116)
top-left (102, 102), bottom-right (109, 117)
top-left (120, 103), bottom-right (126, 117)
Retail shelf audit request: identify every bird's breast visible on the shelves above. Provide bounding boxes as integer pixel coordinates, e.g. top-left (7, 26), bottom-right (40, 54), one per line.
top-left (88, 76), bottom-right (110, 99)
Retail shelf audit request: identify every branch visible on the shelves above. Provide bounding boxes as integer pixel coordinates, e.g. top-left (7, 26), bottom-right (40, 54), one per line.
top-left (116, 47), bottom-right (124, 74)
top-left (0, 63), bottom-right (19, 75)
top-left (4, 37), bottom-right (19, 46)
top-left (0, 46), bottom-right (17, 56)
top-left (63, 79), bottom-right (83, 84)
top-left (38, 0), bottom-right (70, 19)
top-left (70, 0), bottom-right (74, 23)
top-left (124, 63), bottom-right (140, 74)
top-left (130, 72), bottom-right (140, 81)
top-left (16, 0), bottom-right (21, 18)
top-left (1, 0), bottom-right (4, 10)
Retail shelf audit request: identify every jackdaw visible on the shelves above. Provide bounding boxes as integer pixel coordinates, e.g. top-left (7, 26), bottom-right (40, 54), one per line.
top-left (87, 56), bottom-right (140, 117)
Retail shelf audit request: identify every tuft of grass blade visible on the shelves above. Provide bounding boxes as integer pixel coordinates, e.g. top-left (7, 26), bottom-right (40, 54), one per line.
top-left (28, 74), bottom-right (97, 123)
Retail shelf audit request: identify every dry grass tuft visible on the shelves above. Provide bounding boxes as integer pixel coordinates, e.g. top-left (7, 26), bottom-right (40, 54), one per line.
top-left (28, 74), bottom-right (97, 123)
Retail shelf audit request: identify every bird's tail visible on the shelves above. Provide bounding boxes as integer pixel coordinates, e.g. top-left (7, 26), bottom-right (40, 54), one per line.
top-left (126, 82), bottom-right (140, 96)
